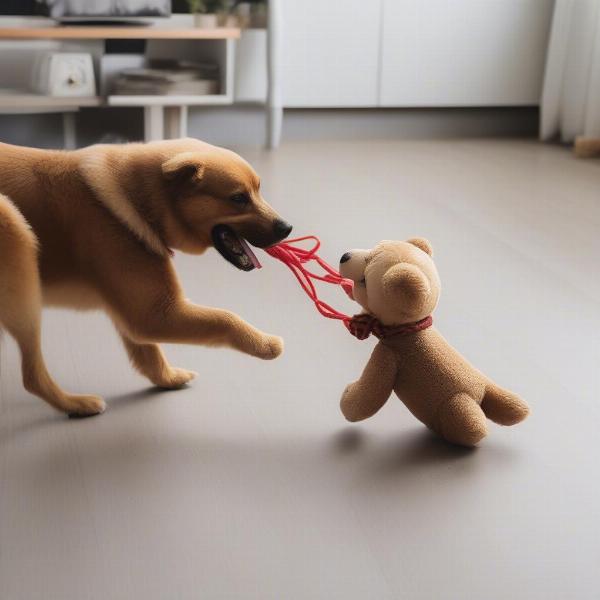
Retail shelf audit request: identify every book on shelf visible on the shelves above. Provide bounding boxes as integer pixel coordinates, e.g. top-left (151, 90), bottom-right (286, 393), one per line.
top-left (111, 60), bottom-right (220, 96)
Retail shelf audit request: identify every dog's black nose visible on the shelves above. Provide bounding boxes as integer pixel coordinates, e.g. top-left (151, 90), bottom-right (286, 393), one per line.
top-left (273, 219), bottom-right (293, 240)
top-left (340, 252), bottom-right (352, 264)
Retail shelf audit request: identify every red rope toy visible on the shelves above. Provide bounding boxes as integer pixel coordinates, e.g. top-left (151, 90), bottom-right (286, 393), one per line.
top-left (265, 236), bottom-right (354, 329)
top-left (264, 236), bottom-right (433, 340)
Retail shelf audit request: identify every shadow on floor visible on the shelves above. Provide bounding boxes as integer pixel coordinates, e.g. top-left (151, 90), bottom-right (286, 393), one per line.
top-left (106, 386), bottom-right (186, 409)
top-left (328, 423), bottom-right (522, 489)
top-left (0, 386), bottom-right (183, 445)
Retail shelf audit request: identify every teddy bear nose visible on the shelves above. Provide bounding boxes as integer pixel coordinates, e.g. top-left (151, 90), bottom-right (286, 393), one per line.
top-left (340, 252), bottom-right (352, 264)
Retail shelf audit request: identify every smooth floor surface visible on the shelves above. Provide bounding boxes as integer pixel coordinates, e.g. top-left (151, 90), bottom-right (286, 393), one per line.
top-left (1, 139), bottom-right (599, 600)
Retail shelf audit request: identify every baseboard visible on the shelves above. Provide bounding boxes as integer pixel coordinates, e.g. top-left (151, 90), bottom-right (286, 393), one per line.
top-left (0, 106), bottom-right (539, 149)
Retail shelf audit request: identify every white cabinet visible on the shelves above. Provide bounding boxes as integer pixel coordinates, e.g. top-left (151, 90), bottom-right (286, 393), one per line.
top-left (281, 0), bottom-right (382, 107)
top-left (239, 0), bottom-right (553, 110)
top-left (235, 29), bottom-right (267, 103)
top-left (379, 0), bottom-right (554, 106)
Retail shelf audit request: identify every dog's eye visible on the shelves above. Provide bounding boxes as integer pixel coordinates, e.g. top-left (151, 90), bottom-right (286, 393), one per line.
top-left (358, 277), bottom-right (366, 286)
top-left (230, 193), bottom-right (250, 206)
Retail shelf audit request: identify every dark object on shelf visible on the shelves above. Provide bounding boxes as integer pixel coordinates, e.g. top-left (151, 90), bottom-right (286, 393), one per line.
top-left (105, 40), bottom-right (147, 54)
top-left (171, 0), bottom-right (265, 12)
top-left (171, 0), bottom-right (189, 12)
top-left (56, 19), bottom-right (152, 26)
top-left (45, 0), bottom-right (171, 21)
top-left (0, 0), bottom-right (39, 14)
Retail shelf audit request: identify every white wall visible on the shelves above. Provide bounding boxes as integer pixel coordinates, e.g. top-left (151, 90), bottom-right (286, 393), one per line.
top-left (380, 0), bottom-right (555, 106)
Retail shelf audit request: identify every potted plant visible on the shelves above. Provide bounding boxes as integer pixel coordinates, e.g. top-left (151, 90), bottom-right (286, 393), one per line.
top-left (234, 1), bottom-right (267, 29)
top-left (187, 0), bottom-right (223, 29)
top-left (217, 0), bottom-right (238, 27)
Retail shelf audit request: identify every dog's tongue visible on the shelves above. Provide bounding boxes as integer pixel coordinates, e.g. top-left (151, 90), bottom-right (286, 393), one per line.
top-left (238, 237), bottom-right (262, 269)
top-left (212, 225), bottom-right (262, 271)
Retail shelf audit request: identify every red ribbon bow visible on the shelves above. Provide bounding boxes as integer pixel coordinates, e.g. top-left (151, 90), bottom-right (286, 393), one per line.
top-left (347, 314), bottom-right (433, 340)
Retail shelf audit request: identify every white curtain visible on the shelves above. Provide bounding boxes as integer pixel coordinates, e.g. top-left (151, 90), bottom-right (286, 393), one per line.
top-left (540, 0), bottom-right (600, 142)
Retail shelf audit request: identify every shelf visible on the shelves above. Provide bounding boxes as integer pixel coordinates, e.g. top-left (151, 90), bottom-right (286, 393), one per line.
top-left (107, 94), bottom-right (233, 107)
top-left (0, 93), bottom-right (102, 111)
top-left (0, 27), bottom-right (240, 40)
top-left (0, 18), bottom-right (249, 140)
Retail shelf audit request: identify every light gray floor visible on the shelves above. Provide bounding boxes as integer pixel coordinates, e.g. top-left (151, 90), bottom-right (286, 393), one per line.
top-left (1, 139), bottom-right (599, 600)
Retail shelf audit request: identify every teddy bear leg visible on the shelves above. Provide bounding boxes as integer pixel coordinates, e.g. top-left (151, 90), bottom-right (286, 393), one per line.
top-left (435, 393), bottom-right (488, 447)
top-left (481, 383), bottom-right (530, 426)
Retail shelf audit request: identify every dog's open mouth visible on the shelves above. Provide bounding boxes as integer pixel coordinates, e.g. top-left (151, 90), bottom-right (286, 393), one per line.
top-left (212, 225), bottom-right (262, 271)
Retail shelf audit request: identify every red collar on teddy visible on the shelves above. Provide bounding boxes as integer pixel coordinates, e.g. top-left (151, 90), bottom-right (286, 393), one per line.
top-left (347, 314), bottom-right (433, 340)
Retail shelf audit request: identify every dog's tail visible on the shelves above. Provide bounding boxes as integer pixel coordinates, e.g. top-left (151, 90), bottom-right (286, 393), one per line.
top-left (0, 192), bottom-right (40, 338)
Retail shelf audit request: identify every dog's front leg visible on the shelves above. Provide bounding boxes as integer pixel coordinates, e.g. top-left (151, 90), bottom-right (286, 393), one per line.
top-left (118, 331), bottom-right (197, 388)
top-left (102, 257), bottom-right (282, 361)
top-left (121, 301), bottom-right (283, 360)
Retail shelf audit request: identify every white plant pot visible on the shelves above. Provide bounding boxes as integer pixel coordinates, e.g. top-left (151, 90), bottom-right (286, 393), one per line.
top-left (195, 13), bottom-right (218, 28)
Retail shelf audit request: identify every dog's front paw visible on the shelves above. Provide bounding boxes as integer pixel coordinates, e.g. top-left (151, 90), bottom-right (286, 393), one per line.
top-left (257, 335), bottom-right (284, 360)
top-left (154, 367), bottom-right (197, 389)
top-left (67, 394), bottom-right (106, 418)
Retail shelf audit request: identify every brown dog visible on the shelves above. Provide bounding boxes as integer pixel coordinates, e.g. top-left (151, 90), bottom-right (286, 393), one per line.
top-left (0, 138), bottom-right (292, 416)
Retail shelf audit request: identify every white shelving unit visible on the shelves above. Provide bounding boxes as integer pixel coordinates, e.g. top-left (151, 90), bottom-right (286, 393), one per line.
top-left (0, 93), bottom-right (101, 111)
top-left (0, 17), bottom-right (240, 145)
top-left (107, 94), bottom-right (232, 106)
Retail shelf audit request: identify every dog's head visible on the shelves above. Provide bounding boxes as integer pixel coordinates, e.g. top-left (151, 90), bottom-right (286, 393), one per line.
top-left (160, 140), bottom-right (292, 269)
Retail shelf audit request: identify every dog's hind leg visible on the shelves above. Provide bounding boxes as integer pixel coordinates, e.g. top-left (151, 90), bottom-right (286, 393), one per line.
top-left (0, 195), bottom-right (105, 416)
top-left (118, 330), bottom-right (196, 389)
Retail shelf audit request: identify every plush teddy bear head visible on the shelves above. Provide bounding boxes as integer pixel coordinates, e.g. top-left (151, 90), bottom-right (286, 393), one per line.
top-left (339, 238), bottom-right (441, 326)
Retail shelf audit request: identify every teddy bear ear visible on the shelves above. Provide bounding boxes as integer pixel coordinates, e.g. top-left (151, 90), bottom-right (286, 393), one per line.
top-left (407, 237), bottom-right (433, 257)
top-left (383, 263), bottom-right (431, 300)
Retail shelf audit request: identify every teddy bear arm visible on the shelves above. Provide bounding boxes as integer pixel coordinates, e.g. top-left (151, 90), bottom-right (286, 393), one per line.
top-left (340, 342), bottom-right (397, 422)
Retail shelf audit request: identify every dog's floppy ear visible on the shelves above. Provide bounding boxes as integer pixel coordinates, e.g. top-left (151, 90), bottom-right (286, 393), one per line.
top-left (161, 152), bottom-right (205, 186)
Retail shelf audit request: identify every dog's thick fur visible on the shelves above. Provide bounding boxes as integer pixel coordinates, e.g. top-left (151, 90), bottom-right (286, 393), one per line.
top-left (0, 138), bottom-right (291, 416)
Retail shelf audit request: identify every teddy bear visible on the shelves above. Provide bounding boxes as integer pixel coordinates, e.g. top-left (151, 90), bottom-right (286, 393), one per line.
top-left (338, 238), bottom-right (530, 446)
